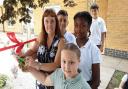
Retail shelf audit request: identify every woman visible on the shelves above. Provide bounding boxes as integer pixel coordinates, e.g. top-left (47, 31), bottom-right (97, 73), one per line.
top-left (19, 9), bottom-right (65, 89)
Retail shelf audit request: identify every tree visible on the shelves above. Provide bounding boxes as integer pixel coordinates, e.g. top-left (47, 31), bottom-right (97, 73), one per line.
top-left (0, 0), bottom-right (77, 24)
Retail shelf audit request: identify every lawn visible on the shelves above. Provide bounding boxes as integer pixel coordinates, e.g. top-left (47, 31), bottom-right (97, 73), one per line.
top-left (106, 70), bottom-right (126, 89)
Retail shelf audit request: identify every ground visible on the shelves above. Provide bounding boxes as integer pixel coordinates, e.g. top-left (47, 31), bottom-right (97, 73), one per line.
top-left (106, 70), bottom-right (125, 89)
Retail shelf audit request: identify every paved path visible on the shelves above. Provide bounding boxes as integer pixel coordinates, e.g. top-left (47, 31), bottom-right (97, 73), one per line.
top-left (99, 55), bottom-right (128, 89)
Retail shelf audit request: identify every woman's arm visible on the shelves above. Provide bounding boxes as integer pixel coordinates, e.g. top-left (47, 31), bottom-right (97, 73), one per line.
top-left (28, 37), bottom-right (65, 72)
top-left (38, 38), bottom-right (65, 71)
top-left (91, 63), bottom-right (100, 89)
top-left (19, 40), bottom-right (39, 58)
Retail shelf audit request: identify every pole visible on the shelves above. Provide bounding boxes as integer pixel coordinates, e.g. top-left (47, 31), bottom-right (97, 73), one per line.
top-left (0, 6), bottom-right (5, 32)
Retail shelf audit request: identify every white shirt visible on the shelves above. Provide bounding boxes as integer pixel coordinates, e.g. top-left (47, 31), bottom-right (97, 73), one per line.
top-left (64, 31), bottom-right (75, 43)
top-left (90, 17), bottom-right (107, 45)
top-left (75, 39), bottom-right (102, 81)
top-left (122, 74), bottom-right (128, 83)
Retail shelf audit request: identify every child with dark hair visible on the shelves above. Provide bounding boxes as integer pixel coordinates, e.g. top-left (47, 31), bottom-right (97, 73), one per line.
top-left (73, 11), bottom-right (101, 89)
top-left (90, 3), bottom-right (107, 52)
top-left (57, 10), bottom-right (75, 43)
top-left (25, 43), bottom-right (91, 89)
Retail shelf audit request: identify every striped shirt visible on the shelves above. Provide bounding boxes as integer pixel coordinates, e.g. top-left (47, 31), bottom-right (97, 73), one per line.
top-left (50, 68), bottom-right (91, 89)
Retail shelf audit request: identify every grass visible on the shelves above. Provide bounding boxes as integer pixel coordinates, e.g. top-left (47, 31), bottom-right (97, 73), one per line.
top-left (106, 70), bottom-right (126, 89)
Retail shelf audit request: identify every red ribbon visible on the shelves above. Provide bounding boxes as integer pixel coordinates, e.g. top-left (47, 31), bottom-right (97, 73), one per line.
top-left (0, 32), bottom-right (36, 54)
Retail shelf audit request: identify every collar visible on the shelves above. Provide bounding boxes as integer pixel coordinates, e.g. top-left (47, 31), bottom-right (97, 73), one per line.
top-left (62, 70), bottom-right (82, 84)
top-left (74, 38), bottom-right (90, 48)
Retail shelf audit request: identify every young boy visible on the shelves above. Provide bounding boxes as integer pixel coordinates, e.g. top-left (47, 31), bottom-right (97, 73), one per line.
top-left (25, 43), bottom-right (91, 89)
top-left (90, 3), bottom-right (107, 52)
top-left (57, 10), bottom-right (75, 43)
top-left (73, 11), bottom-right (101, 89)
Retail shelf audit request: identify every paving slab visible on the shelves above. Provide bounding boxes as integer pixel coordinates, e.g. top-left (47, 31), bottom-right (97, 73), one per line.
top-left (99, 65), bottom-right (115, 89)
top-left (116, 59), bottom-right (128, 72)
top-left (101, 55), bottom-right (122, 69)
top-left (99, 55), bottom-right (128, 89)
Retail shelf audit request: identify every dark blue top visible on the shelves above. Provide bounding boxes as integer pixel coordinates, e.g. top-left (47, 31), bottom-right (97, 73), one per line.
top-left (37, 35), bottom-right (60, 63)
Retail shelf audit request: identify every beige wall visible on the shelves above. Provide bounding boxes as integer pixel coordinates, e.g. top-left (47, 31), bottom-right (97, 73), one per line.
top-left (106, 0), bottom-right (128, 51)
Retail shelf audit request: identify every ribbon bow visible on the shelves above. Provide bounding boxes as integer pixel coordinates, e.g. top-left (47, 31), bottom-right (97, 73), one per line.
top-left (0, 32), bottom-right (36, 54)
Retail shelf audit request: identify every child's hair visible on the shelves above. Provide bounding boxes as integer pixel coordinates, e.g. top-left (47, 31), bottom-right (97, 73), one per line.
top-left (74, 11), bottom-right (92, 36)
top-left (62, 43), bottom-right (80, 59)
top-left (57, 10), bottom-right (68, 16)
top-left (90, 3), bottom-right (99, 10)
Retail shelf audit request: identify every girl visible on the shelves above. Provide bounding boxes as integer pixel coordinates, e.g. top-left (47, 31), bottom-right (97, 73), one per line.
top-left (26, 43), bottom-right (91, 89)
top-left (73, 11), bottom-right (101, 89)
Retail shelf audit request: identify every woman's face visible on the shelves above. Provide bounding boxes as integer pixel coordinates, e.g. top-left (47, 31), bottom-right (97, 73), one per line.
top-left (44, 16), bottom-right (56, 35)
top-left (61, 50), bottom-right (80, 79)
top-left (74, 18), bottom-right (89, 39)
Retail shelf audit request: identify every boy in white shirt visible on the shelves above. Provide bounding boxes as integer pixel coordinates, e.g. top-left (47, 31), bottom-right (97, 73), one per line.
top-left (90, 3), bottom-right (107, 52)
top-left (57, 10), bottom-right (75, 43)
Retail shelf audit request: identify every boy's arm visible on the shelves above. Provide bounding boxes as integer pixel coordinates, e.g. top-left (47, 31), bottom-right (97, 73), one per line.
top-left (91, 63), bottom-right (100, 89)
top-left (29, 67), bottom-right (53, 86)
top-left (100, 32), bottom-right (106, 52)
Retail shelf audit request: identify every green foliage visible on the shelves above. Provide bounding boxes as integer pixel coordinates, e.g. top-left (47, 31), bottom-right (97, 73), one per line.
top-left (106, 70), bottom-right (126, 89)
top-left (0, 74), bottom-right (8, 88)
top-left (0, 0), bottom-right (77, 24)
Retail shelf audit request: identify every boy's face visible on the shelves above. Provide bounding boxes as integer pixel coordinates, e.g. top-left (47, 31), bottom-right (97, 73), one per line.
top-left (90, 9), bottom-right (98, 18)
top-left (57, 15), bottom-right (68, 33)
top-left (74, 18), bottom-right (89, 39)
top-left (61, 50), bottom-right (80, 79)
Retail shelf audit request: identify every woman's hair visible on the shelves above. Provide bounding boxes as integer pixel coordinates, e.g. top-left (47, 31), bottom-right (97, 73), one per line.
top-left (38, 9), bottom-right (62, 45)
top-left (62, 43), bottom-right (80, 59)
top-left (74, 11), bottom-right (92, 37)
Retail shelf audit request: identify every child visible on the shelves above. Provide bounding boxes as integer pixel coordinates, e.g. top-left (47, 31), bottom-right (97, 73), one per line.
top-left (118, 74), bottom-right (128, 89)
top-left (25, 43), bottom-right (91, 89)
top-left (90, 3), bottom-right (107, 52)
top-left (73, 11), bottom-right (101, 89)
top-left (57, 10), bottom-right (75, 43)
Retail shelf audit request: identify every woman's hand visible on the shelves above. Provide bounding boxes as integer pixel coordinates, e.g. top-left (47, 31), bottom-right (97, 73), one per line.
top-left (25, 56), bottom-right (40, 70)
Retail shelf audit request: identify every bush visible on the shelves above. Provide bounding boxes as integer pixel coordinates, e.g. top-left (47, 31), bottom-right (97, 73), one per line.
top-left (0, 74), bottom-right (13, 89)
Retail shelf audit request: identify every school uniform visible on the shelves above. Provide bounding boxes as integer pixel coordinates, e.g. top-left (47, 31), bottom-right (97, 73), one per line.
top-left (90, 17), bottom-right (107, 48)
top-left (64, 31), bottom-right (75, 43)
top-left (74, 39), bottom-right (102, 82)
top-left (50, 68), bottom-right (91, 89)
